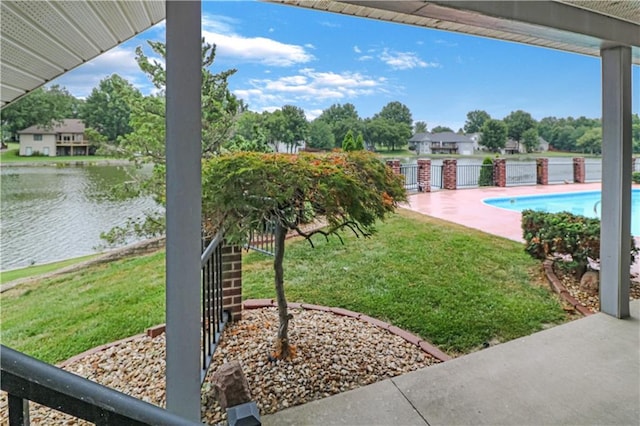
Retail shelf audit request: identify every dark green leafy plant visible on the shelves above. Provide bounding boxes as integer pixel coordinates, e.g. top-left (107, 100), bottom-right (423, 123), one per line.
top-left (522, 209), bottom-right (638, 277)
top-left (478, 157), bottom-right (494, 186)
top-left (633, 171), bottom-right (640, 184)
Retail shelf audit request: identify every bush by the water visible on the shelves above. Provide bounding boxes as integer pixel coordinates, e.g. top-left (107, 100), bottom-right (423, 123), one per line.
top-left (478, 157), bottom-right (494, 186)
top-left (521, 209), bottom-right (638, 277)
top-left (633, 171), bottom-right (640, 184)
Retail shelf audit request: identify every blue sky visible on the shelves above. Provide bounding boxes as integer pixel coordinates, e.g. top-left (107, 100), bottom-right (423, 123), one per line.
top-left (53, 1), bottom-right (639, 132)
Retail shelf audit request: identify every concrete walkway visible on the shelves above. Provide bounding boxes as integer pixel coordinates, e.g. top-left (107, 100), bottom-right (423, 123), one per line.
top-left (264, 300), bottom-right (640, 425)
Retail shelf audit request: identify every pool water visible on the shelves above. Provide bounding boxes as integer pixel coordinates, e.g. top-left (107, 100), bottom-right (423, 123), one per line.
top-left (483, 189), bottom-right (640, 236)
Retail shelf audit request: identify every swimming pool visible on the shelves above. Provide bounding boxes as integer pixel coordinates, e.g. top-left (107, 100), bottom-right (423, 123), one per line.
top-left (483, 189), bottom-right (640, 236)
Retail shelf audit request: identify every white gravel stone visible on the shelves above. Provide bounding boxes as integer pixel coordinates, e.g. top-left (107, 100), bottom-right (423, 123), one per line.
top-left (0, 307), bottom-right (439, 425)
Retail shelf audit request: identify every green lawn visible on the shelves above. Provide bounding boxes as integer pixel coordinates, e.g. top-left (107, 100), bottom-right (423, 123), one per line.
top-left (1, 254), bottom-right (99, 285)
top-left (0, 210), bottom-right (567, 364)
top-left (0, 143), bottom-right (111, 163)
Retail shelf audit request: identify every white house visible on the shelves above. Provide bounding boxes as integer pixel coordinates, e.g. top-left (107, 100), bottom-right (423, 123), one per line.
top-left (18, 119), bottom-right (88, 157)
top-left (408, 132), bottom-right (475, 155)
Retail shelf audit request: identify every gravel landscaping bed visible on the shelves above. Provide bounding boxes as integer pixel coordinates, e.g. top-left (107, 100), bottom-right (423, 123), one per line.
top-left (553, 263), bottom-right (640, 313)
top-left (0, 307), bottom-right (439, 425)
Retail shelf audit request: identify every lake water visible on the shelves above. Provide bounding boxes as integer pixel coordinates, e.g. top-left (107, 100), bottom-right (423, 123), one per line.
top-left (0, 164), bottom-right (162, 271)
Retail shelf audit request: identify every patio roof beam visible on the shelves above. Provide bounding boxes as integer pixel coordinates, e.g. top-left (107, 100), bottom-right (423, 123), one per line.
top-left (165, 0), bottom-right (202, 420)
top-left (599, 45), bottom-right (632, 318)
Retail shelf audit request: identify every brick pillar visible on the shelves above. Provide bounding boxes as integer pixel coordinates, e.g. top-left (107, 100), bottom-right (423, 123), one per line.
top-left (417, 159), bottom-right (431, 192)
top-left (573, 157), bottom-right (585, 183)
top-left (385, 159), bottom-right (401, 175)
top-left (222, 243), bottom-right (243, 321)
top-left (442, 159), bottom-right (457, 190)
top-left (493, 159), bottom-right (507, 187)
top-left (536, 158), bottom-right (549, 185)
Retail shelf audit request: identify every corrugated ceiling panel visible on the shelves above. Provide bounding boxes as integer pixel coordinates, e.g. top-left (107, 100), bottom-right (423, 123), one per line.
top-left (9, 1), bottom-right (98, 60)
top-left (1, 6), bottom-right (79, 69)
top-left (57, 1), bottom-right (117, 50)
top-left (0, 85), bottom-right (25, 104)
top-left (145, 1), bottom-right (166, 22)
top-left (0, 38), bottom-right (63, 77)
top-left (90, 2), bottom-right (135, 42)
top-left (121, 1), bottom-right (152, 32)
top-left (562, 0), bottom-right (640, 24)
top-left (1, 64), bottom-right (44, 89)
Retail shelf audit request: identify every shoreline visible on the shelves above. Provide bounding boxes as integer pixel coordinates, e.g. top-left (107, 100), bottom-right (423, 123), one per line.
top-left (0, 159), bottom-right (132, 167)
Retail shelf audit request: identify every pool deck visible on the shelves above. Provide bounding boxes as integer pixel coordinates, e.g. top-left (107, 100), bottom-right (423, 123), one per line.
top-left (405, 182), bottom-right (640, 277)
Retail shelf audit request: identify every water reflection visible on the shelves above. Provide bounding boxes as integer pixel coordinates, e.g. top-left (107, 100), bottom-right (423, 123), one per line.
top-left (1, 164), bottom-right (162, 271)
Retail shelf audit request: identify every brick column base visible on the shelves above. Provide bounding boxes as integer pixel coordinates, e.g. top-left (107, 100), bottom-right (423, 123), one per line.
top-left (442, 159), bottom-right (457, 190)
top-left (573, 157), bottom-right (585, 183)
top-left (222, 244), bottom-right (243, 321)
top-left (417, 159), bottom-right (431, 192)
top-left (385, 159), bottom-right (401, 176)
top-left (493, 159), bottom-right (506, 187)
top-left (536, 158), bottom-right (549, 185)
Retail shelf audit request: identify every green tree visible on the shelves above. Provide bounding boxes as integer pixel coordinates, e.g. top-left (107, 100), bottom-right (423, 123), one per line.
top-left (365, 117), bottom-right (411, 151)
top-left (521, 128), bottom-right (539, 153)
top-left (1, 85), bottom-right (80, 140)
top-left (413, 121), bottom-right (428, 134)
top-left (464, 110), bottom-right (491, 134)
top-left (342, 129), bottom-right (356, 151)
top-left (307, 119), bottom-right (335, 150)
top-left (431, 126), bottom-right (454, 133)
top-left (375, 101), bottom-right (413, 126)
top-left (354, 133), bottom-right (365, 150)
top-left (316, 103), bottom-right (362, 146)
top-left (101, 39), bottom-right (241, 245)
top-left (225, 110), bottom-right (271, 153)
top-left (280, 105), bottom-right (309, 152)
top-left (478, 157), bottom-right (494, 186)
top-left (632, 113), bottom-right (640, 153)
top-left (202, 151), bottom-right (407, 359)
top-left (576, 127), bottom-right (602, 154)
top-left (503, 110), bottom-right (536, 143)
top-left (480, 119), bottom-right (508, 153)
top-left (80, 74), bottom-right (141, 143)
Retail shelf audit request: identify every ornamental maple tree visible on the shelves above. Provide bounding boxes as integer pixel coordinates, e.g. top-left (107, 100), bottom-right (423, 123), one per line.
top-left (202, 150), bottom-right (406, 360)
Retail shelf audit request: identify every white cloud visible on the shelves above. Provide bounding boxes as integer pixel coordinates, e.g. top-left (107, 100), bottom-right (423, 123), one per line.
top-left (358, 55), bottom-right (374, 61)
top-left (306, 109), bottom-right (324, 120)
top-left (354, 46), bottom-right (362, 53)
top-left (379, 49), bottom-right (438, 70)
top-left (201, 14), bottom-right (314, 66)
top-left (234, 68), bottom-right (387, 111)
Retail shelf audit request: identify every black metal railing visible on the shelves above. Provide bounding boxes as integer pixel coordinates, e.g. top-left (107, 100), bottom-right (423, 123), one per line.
top-left (506, 162), bottom-right (536, 186)
top-left (431, 164), bottom-right (443, 189)
top-left (455, 164), bottom-right (483, 187)
top-left (245, 221), bottom-right (276, 256)
top-left (547, 162), bottom-right (574, 183)
top-left (634, 158), bottom-right (640, 172)
top-left (585, 159), bottom-right (602, 182)
top-left (200, 231), bottom-right (229, 382)
top-left (1, 345), bottom-right (200, 426)
top-left (400, 163), bottom-right (419, 192)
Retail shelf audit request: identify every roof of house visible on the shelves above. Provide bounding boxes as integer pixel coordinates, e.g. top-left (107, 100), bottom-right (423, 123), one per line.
top-left (18, 119), bottom-right (85, 135)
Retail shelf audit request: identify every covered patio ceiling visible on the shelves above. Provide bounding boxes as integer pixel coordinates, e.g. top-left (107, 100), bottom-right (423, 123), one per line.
top-left (1, 1), bottom-right (638, 109)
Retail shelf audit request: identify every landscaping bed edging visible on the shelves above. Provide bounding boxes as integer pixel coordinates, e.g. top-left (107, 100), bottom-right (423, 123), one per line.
top-left (542, 259), bottom-right (593, 316)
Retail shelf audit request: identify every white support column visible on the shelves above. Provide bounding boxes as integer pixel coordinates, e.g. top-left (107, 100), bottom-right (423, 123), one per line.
top-left (165, 0), bottom-right (202, 420)
top-left (600, 46), bottom-right (632, 318)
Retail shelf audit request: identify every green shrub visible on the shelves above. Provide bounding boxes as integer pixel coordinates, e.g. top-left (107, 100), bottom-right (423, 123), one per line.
top-left (521, 209), bottom-right (638, 277)
top-left (478, 157), bottom-right (494, 186)
top-left (633, 171), bottom-right (640, 184)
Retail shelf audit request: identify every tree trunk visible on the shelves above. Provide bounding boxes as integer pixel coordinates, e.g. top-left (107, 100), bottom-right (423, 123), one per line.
top-left (273, 221), bottom-right (293, 360)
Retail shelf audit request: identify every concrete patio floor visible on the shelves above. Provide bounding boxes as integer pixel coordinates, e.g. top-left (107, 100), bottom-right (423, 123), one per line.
top-left (264, 184), bottom-right (640, 425)
top-left (264, 300), bottom-right (640, 425)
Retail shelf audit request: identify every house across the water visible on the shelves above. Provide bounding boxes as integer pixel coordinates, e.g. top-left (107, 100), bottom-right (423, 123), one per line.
top-left (18, 119), bottom-right (89, 157)
top-left (408, 132), bottom-right (475, 155)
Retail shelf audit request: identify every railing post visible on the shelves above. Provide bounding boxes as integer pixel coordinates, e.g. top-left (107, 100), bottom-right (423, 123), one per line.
top-left (493, 159), bottom-right (507, 187)
top-left (417, 159), bottom-right (431, 192)
top-left (536, 158), bottom-right (549, 185)
top-left (442, 159), bottom-right (457, 190)
top-left (573, 157), bottom-right (585, 183)
top-left (222, 243), bottom-right (243, 322)
top-left (8, 394), bottom-right (29, 425)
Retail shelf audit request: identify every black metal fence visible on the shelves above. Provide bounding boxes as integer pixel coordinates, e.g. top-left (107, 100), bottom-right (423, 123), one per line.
top-left (1, 345), bottom-right (200, 425)
top-left (400, 163), bottom-right (419, 191)
top-left (505, 162), bottom-right (536, 186)
top-left (431, 164), bottom-right (443, 189)
top-left (456, 164), bottom-right (494, 188)
top-left (585, 160), bottom-right (602, 182)
top-left (200, 231), bottom-right (228, 382)
top-left (245, 221), bottom-right (276, 256)
top-left (547, 162), bottom-right (574, 183)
